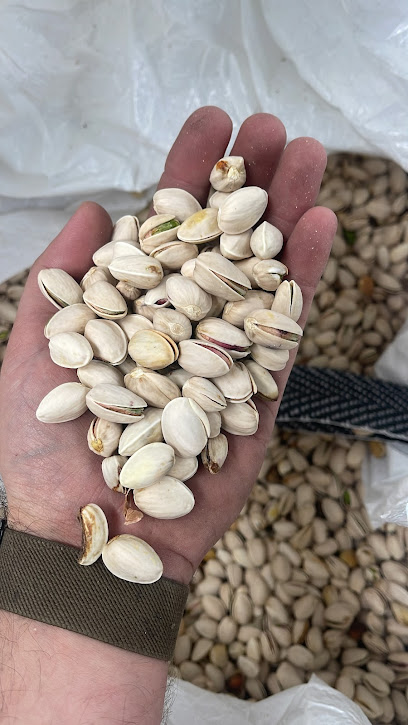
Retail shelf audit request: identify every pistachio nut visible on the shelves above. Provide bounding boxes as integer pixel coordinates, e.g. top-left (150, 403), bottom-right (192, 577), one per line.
top-left (182, 376), bottom-right (227, 412)
top-left (93, 241), bottom-right (117, 267)
top-left (139, 214), bottom-right (180, 254)
top-left (80, 266), bottom-right (115, 291)
top-left (210, 156), bottom-right (246, 192)
top-left (151, 240), bottom-right (199, 270)
top-left (178, 339), bottom-right (233, 378)
top-left (44, 303), bottom-right (96, 339)
top-left (244, 359), bottom-right (278, 401)
top-left (209, 190), bottom-right (231, 210)
top-left (218, 186), bottom-right (268, 235)
top-left (118, 407), bottom-right (163, 457)
top-left (125, 367), bottom-right (181, 408)
top-left (152, 308), bottom-right (192, 343)
top-left (117, 313), bottom-right (153, 340)
top-left (193, 252), bottom-right (251, 302)
top-left (86, 383), bottom-right (147, 424)
top-left (213, 361), bottom-right (256, 404)
top-left (222, 290), bottom-right (274, 329)
top-left (244, 309), bottom-right (303, 349)
top-left (120, 441), bottom-right (175, 489)
top-left (220, 230), bottom-right (252, 261)
top-left (111, 214), bottom-right (140, 242)
top-left (83, 280), bottom-right (128, 320)
top-left (84, 318), bottom-right (128, 365)
top-left (234, 256), bottom-right (259, 287)
top-left (144, 278), bottom-right (171, 308)
top-left (271, 280), bottom-right (303, 322)
top-left (207, 296), bottom-right (226, 318)
top-left (166, 275), bottom-right (212, 321)
top-left (133, 295), bottom-right (156, 321)
top-left (166, 368), bottom-right (194, 388)
top-left (195, 317), bottom-right (251, 359)
top-left (177, 207), bottom-right (221, 244)
top-left (108, 255), bottom-right (163, 290)
top-left (162, 397), bottom-right (210, 458)
top-left (87, 417), bottom-right (122, 457)
top-left (78, 503), bottom-right (109, 566)
top-left (201, 433), bottom-right (228, 474)
top-left (117, 356), bottom-right (138, 375)
top-left (128, 329), bottom-right (179, 370)
top-left (133, 476), bottom-right (195, 519)
top-left (112, 240), bottom-right (144, 260)
top-left (48, 331), bottom-right (93, 369)
top-left (77, 360), bottom-right (124, 388)
top-left (207, 411), bottom-right (222, 438)
top-left (102, 454), bottom-right (128, 493)
top-left (102, 534), bottom-right (163, 584)
top-left (250, 344), bottom-right (290, 371)
top-left (115, 281), bottom-right (141, 302)
top-left (36, 382), bottom-right (90, 423)
top-left (253, 259), bottom-right (288, 292)
top-left (153, 187), bottom-right (202, 221)
top-left (220, 399), bottom-right (259, 436)
top-left (38, 268), bottom-right (83, 309)
top-left (180, 258), bottom-right (196, 279)
top-left (250, 221), bottom-right (283, 260)
top-left (169, 455), bottom-right (198, 482)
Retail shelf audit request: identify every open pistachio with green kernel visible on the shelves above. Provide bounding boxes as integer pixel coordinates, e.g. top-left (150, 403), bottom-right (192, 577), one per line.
top-left (139, 214), bottom-right (181, 254)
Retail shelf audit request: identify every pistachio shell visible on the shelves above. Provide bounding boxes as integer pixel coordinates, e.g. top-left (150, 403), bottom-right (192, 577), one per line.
top-left (144, 278), bottom-right (171, 308)
top-left (115, 281), bottom-right (141, 301)
top-left (195, 317), bottom-right (251, 359)
top-left (177, 208), bottom-right (221, 244)
top-left (244, 359), bottom-right (278, 401)
top-left (180, 258), bottom-right (196, 279)
top-left (119, 407), bottom-right (163, 456)
top-left (166, 368), bottom-right (194, 387)
top-left (133, 476), bottom-right (195, 519)
top-left (218, 187), bottom-right (268, 235)
top-left (153, 188), bottom-right (202, 221)
top-left (102, 534), bottom-right (163, 584)
top-left (38, 268), bottom-right (83, 309)
top-left (253, 259), bottom-right (288, 292)
top-left (87, 417), bottom-right (122, 457)
top-left (108, 255), bottom-right (163, 289)
top-left (209, 191), bottom-right (231, 210)
top-left (207, 411), bottom-right (222, 438)
top-left (80, 266), bottom-right (116, 291)
top-left (178, 339), bottom-right (233, 378)
top-left (83, 281), bottom-right (128, 319)
top-left (78, 504), bottom-right (109, 566)
top-left (213, 361), bottom-right (256, 404)
top-left (182, 376), bottom-right (227, 412)
top-left (48, 331), bottom-right (93, 368)
top-left (222, 290), bottom-right (274, 329)
top-left (117, 313), bottom-right (153, 340)
top-left (124, 367), bottom-right (181, 408)
top-left (112, 241), bottom-right (144, 260)
top-left (111, 215), bottom-right (139, 242)
top-left (117, 356), bottom-right (138, 375)
top-left (36, 382), bottom-right (90, 423)
top-left (201, 433), bottom-right (228, 474)
top-left (193, 252), bottom-right (251, 302)
top-left (162, 397), bottom-right (210, 458)
top-left (210, 156), bottom-right (246, 192)
top-left (272, 280), bottom-right (303, 322)
top-left (207, 295), bottom-right (226, 318)
top-left (86, 383), bottom-right (147, 424)
top-left (234, 256), bottom-right (259, 287)
top-left (220, 230), bottom-right (252, 260)
top-left (166, 275), bottom-right (212, 321)
top-left (93, 241), bottom-right (118, 267)
top-left (250, 222), bottom-right (283, 260)
top-left (45, 303), bottom-right (97, 338)
top-left (133, 296), bottom-right (155, 321)
top-left (151, 240), bottom-right (198, 270)
top-left (244, 309), bottom-right (303, 349)
top-left (169, 455), bottom-right (198, 481)
top-left (120, 442), bottom-right (175, 489)
top-left (102, 454), bottom-right (127, 493)
top-left (128, 329), bottom-right (179, 370)
top-left (139, 214), bottom-right (180, 253)
top-left (152, 308), bottom-right (192, 343)
top-left (77, 360), bottom-right (124, 388)
top-left (220, 399), bottom-right (259, 436)
top-left (84, 319), bottom-right (128, 365)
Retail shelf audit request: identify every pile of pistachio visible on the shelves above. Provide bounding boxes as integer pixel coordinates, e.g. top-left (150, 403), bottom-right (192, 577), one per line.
top-left (36, 156), bottom-right (303, 584)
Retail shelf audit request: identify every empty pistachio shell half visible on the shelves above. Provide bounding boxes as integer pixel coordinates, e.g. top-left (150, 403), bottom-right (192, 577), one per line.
top-left (182, 376), bottom-right (227, 412)
top-left (152, 308), bottom-right (192, 343)
top-left (93, 241), bottom-right (118, 267)
top-left (44, 303), bottom-right (97, 339)
top-left (133, 476), bottom-right (195, 519)
top-left (220, 399), bottom-right (259, 436)
top-left (195, 317), bottom-right (251, 359)
top-left (109, 255), bottom-right (163, 289)
top-left (111, 214), bottom-right (140, 242)
top-left (128, 329), bottom-right (179, 370)
top-left (253, 259), bottom-right (288, 292)
top-left (117, 313), bottom-right (153, 340)
top-left (38, 268), bottom-right (83, 309)
top-left (153, 188), bottom-right (202, 221)
top-left (222, 290), bottom-right (273, 329)
top-left (124, 367), bottom-right (181, 408)
top-left (169, 455), bottom-right (198, 481)
top-left (102, 454), bottom-right (127, 493)
top-left (271, 280), bottom-right (303, 322)
top-left (201, 433), bottom-right (228, 474)
top-left (162, 397), bottom-right (210, 458)
top-left (116, 280), bottom-right (141, 301)
top-left (151, 240), bottom-right (198, 270)
top-left (220, 230), bottom-right (252, 261)
top-left (177, 207), bottom-right (221, 244)
top-left (218, 187), bottom-right (268, 235)
top-left (84, 319), bottom-right (128, 365)
top-left (166, 275), bottom-right (212, 321)
top-left (48, 331), bottom-right (93, 369)
top-left (250, 344), bottom-right (289, 371)
top-left (209, 190), bottom-right (231, 210)
top-left (87, 417), bottom-right (122, 457)
top-left (86, 383), bottom-right (147, 424)
top-left (78, 504), bottom-right (109, 566)
top-left (207, 411), bottom-right (222, 438)
top-left (178, 339), bottom-right (233, 378)
top-left (210, 156), bottom-right (246, 192)
top-left (250, 221), bottom-right (283, 260)
top-left (244, 359), bottom-right (278, 401)
top-left (80, 266), bottom-right (115, 291)
top-left (77, 360), bottom-right (124, 388)
top-left (118, 407), bottom-right (163, 457)
top-left (213, 361), bottom-right (257, 404)
top-left (102, 534), bottom-right (163, 584)
top-left (36, 382), bottom-right (90, 423)
top-left (244, 309), bottom-right (303, 349)
top-left (120, 442), bottom-right (175, 490)
top-left (83, 280), bottom-right (128, 320)
top-left (193, 252), bottom-right (251, 302)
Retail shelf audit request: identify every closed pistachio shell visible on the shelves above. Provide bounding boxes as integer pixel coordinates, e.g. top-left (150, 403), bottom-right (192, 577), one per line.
top-left (193, 252), bottom-right (251, 302)
top-left (144, 278), bottom-right (171, 308)
top-left (178, 339), bottom-right (233, 378)
top-left (272, 280), bottom-right (303, 322)
top-left (83, 281), bottom-right (128, 320)
top-left (87, 417), bottom-right (122, 457)
top-left (177, 207), bottom-right (221, 244)
top-left (182, 376), bottom-right (227, 412)
top-left (210, 156), bottom-right (246, 192)
top-left (195, 317), bottom-right (251, 359)
top-left (80, 266), bottom-right (115, 291)
top-left (166, 368), bottom-right (194, 388)
top-left (139, 214), bottom-right (180, 253)
top-left (84, 319), bottom-right (128, 365)
top-left (220, 230), bottom-right (252, 260)
top-left (109, 255), bottom-right (163, 289)
top-left (93, 241), bottom-right (117, 267)
top-left (119, 407), bottom-right (163, 456)
top-left (218, 187), bottom-right (268, 235)
top-left (112, 241), bottom-right (144, 260)
top-left (207, 411), bottom-right (222, 438)
top-left (111, 215), bottom-right (139, 242)
top-left (166, 275), bottom-right (212, 321)
top-left (102, 534), bottom-right (163, 584)
top-left (117, 313), bottom-right (153, 340)
top-left (244, 309), bottom-right (303, 349)
top-left (220, 399), bottom-right (259, 436)
top-left (128, 329), bottom-right (179, 370)
top-left (151, 240), bottom-right (198, 270)
top-left (250, 222), bottom-right (283, 260)
top-left (78, 504), bottom-right (109, 566)
top-left (222, 290), bottom-right (274, 329)
top-left (244, 360), bottom-right (278, 401)
top-left (153, 308), bottom-right (192, 343)
top-left (78, 360), bottom-right (124, 388)
top-left (45, 303), bottom-right (97, 338)
top-left (169, 456), bottom-right (198, 481)
top-left (253, 259), bottom-right (288, 292)
top-left (153, 188), bottom-right (202, 221)
top-left (201, 433), bottom-right (228, 474)
top-left (133, 476), bottom-right (195, 519)
top-left (213, 361), bottom-right (256, 404)
top-left (125, 367), bottom-right (181, 408)
top-left (86, 383), bottom-right (147, 424)
top-left (48, 331), bottom-right (93, 368)
top-left (162, 397), bottom-right (210, 458)
top-left (102, 454), bottom-right (128, 493)
top-left (250, 344), bottom-right (289, 371)
top-left (120, 442), bottom-right (175, 490)
top-left (209, 190), bottom-right (231, 210)
top-left (36, 382), bottom-right (90, 423)
top-left (116, 281), bottom-right (141, 302)
top-left (38, 268), bottom-right (83, 309)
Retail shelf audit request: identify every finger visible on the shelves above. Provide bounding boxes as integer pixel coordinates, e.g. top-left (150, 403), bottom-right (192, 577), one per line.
top-left (266, 137), bottom-right (328, 239)
top-left (156, 106), bottom-right (233, 206)
top-left (230, 113), bottom-right (286, 189)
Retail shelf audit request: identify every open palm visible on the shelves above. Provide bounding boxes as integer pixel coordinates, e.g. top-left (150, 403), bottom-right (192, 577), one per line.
top-left (0, 107), bottom-right (336, 585)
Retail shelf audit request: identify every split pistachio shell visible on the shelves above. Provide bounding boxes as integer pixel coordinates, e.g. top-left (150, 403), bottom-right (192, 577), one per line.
top-left (195, 317), bottom-right (251, 359)
top-left (87, 417), bottom-right (122, 457)
top-left (151, 240), bottom-right (198, 270)
top-left (153, 188), bottom-right (202, 221)
top-left (128, 329), bottom-right (179, 369)
top-left (86, 383), bottom-right (147, 424)
top-left (244, 359), bottom-right (278, 401)
top-left (162, 397), bottom-right (210, 458)
top-left (78, 504), bottom-right (109, 566)
top-left (210, 156), bottom-right (246, 192)
top-left (83, 281), bottom-right (128, 320)
top-left (201, 433), bottom-right (228, 474)
top-left (93, 241), bottom-right (117, 267)
top-left (119, 407), bottom-right (163, 456)
top-left (193, 252), bottom-right (251, 302)
top-left (102, 534), bottom-right (163, 584)
top-left (144, 279), bottom-right (171, 308)
top-left (244, 309), bottom-right (303, 349)
top-left (222, 291), bottom-right (274, 329)
top-left (220, 230), bottom-right (252, 260)
top-left (218, 187), bottom-right (268, 235)
top-left (180, 258), bottom-right (196, 279)
top-left (133, 296), bottom-right (155, 321)
top-left (111, 215), bottom-right (139, 242)
top-left (169, 455), bottom-right (198, 481)
top-left (220, 399), bottom-right (259, 436)
top-left (38, 268), bottom-right (83, 309)
top-left (112, 241), bottom-right (144, 260)
top-left (152, 308), bottom-right (192, 343)
top-left (139, 214), bottom-right (180, 254)
top-left (116, 281), bottom-right (141, 301)
top-left (166, 275), bottom-right (212, 321)
top-left (80, 266), bottom-right (115, 291)
top-left (272, 280), bottom-right (303, 322)
top-left (102, 455), bottom-right (127, 493)
top-left (117, 313), bottom-right (153, 340)
top-left (133, 476), bottom-right (195, 519)
top-left (213, 361), bottom-right (257, 403)
top-left (250, 344), bottom-right (289, 371)
top-left (253, 259), bottom-right (288, 292)
top-left (84, 319), bottom-right (128, 365)
top-left (109, 255), bottom-right (163, 289)
top-left (78, 360), bottom-right (124, 388)
top-left (178, 339), bottom-right (233, 378)
top-left (48, 331), bottom-right (93, 368)
top-left (44, 303), bottom-right (97, 338)
top-left (120, 442), bottom-right (175, 490)
top-left (36, 382), bottom-right (90, 423)
top-left (125, 367), bottom-right (181, 408)
top-left (182, 376), bottom-right (227, 412)
top-left (177, 208), bottom-right (221, 244)
top-left (166, 368), bottom-right (194, 387)
top-left (250, 222), bottom-right (283, 260)
top-left (207, 411), bottom-right (222, 438)
top-left (209, 191), bottom-right (231, 210)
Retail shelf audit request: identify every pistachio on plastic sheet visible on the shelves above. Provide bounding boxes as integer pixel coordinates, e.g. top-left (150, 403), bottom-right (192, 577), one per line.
top-left (209, 190), bottom-right (231, 210)
top-left (80, 266), bottom-right (115, 291)
top-left (195, 317), bottom-right (251, 360)
top-left (220, 399), bottom-right (259, 436)
top-left (244, 359), bottom-right (278, 401)
top-left (36, 382), bottom-right (90, 423)
top-left (38, 268), bottom-right (83, 309)
top-left (207, 411), bottom-right (222, 438)
top-left (128, 329), bottom-right (179, 370)
top-left (250, 343), bottom-right (290, 371)
top-left (169, 455), bottom-right (198, 481)
top-left (177, 207), bottom-right (221, 244)
top-left (124, 367), bottom-right (181, 408)
top-left (182, 376), bottom-right (227, 413)
top-left (244, 309), bottom-right (303, 349)
top-left (210, 156), bottom-right (246, 192)
top-left (250, 221), bottom-right (283, 260)
top-left (144, 279), bottom-right (171, 308)
top-left (77, 360), bottom-right (124, 388)
top-left (222, 290), bottom-right (274, 329)
top-left (272, 280), bottom-right (303, 322)
top-left (213, 361), bottom-right (257, 404)
top-left (253, 259), bottom-right (288, 292)
top-left (84, 318), bottom-right (128, 365)
top-left (115, 281), bottom-right (141, 302)
top-left (44, 303), bottom-right (97, 339)
top-left (87, 417), bottom-right (122, 457)
top-left (102, 454), bottom-right (127, 493)
top-left (153, 188), bottom-right (202, 221)
top-left (162, 397), bottom-right (210, 458)
top-left (117, 313), bottom-right (153, 340)
top-left (193, 252), bottom-right (251, 302)
top-left (219, 230), bottom-right (252, 261)
top-left (139, 214), bottom-right (180, 254)
top-left (48, 331), bottom-right (93, 368)
top-left (108, 255), bottom-right (163, 290)
top-left (102, 534), bottom-right (163, 584)
top-left (133, 476), bottom-right (195, 519)
top-left (166, 275), bottom-right (212, 321)
top-left (83, 280), bottom-right (128, 320)
top-left (217, 187), bottom-right (268, 234)
top-left (201, 433), bottom-right (228, 474)
top-left (178, 339), bottom-right (233, 378)
top-left (86, 384), bottom-right (147, 424)
top-left (111, 214), bottom-right (139, 242)
top-left (151, 240), bottom-right (198, 270)
top-left (78, 504), bottom-right (109, 566)
top-left (152, 308), bottom-right (192, 343)
top-left (118, 407), bottom-right (163, 456)
top-left (120, 441), bottom-right (175, 490)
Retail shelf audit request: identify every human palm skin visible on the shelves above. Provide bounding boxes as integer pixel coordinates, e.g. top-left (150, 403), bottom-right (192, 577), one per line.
top-left (0, 107), bottom-right (336, 585)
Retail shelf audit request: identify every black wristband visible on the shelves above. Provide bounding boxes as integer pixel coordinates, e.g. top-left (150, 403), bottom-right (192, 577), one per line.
top-left (0, 527), bottom-right (188, 661)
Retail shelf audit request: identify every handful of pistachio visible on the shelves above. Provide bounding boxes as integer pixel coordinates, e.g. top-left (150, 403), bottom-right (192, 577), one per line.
top-left (36, 155), bottom-right (303, 584)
